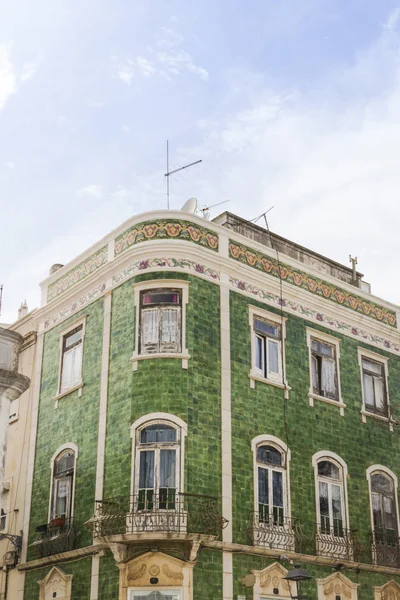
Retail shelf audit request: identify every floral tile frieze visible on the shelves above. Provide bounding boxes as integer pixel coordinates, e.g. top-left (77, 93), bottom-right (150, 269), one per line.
top-left (44, 283), bottom-right (106, 330)
top-left (47, 246), bottom-right (108, 302)
top-left (114, 219), bottom-right (219, 256)
top-left (229, 240), bottom-right (397, 328)
top-left (113, 257), bottom-right (220, 286)
top-left (230, 277), bottom-right (400, 355)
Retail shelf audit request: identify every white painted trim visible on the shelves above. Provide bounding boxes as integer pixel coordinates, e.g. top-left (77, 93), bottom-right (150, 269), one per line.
top-left (57, 315), bottom-right (87, 396)
top-left (47, 443), bottom-right (79, 522)
top-left (131, 279), bottom-right (190, 370)
top-left (251, 436), bottom-right (292, 531)
top-left (312, 451), bottom-right (350, 533)
top-left (366, 464), bottom-right (400, 561)
top-left (316, 571), bottom-right (359, 600)
top-left (306, 327), bottom-right (344, 414)
top-left (130, 413), bottom-right (188, 500)
top-left (358, 347), bottom-right (391, 425)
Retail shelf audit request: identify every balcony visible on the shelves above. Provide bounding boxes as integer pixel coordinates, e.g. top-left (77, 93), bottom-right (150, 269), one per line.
top-left (86, 492), bottom-right (226, 540)
top-left (30, 517), bottom-right (78, 558)
top-left (370, 529), bottom-right (400, 568)
top-left (247, 513), bottom-right (299, 551)
top-left (315, 525), bottom-right (359, 561)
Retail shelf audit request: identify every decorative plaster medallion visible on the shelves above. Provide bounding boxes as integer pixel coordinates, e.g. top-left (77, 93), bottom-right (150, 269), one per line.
top-left (162, 564), bottom-right (184, 580)
top-left (47, 246), bottom-right (108, 302)
top-left (229, 240), bottom-right (397, 327)
top-left (128, 563), bottom-right (147, 581)
top-left (230, 277), bottom-right (400, 355)
top-left (115, 219), bottom-right (219, 256)
top-left (149, 565), bottom-right (160, 576)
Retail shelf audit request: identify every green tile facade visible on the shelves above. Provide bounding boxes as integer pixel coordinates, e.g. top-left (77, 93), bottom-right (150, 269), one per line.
top-left (24, 253), bottom-right (400, 599)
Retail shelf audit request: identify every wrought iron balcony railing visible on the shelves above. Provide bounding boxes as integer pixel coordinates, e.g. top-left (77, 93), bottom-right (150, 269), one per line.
top-left (315, 525), bottom-right (360, 561)
top-left (247, 513), bottom-right (301, 551)
top-left (370, 529), bottom-right (400, 568)
top-left (86, 492), bottom-right (227, 539)
top-left (30, 517), bottom-right (78, 558)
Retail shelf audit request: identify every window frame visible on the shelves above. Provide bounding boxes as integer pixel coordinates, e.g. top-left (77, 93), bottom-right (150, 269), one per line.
top-left (129, 589), bottom-right (182, 600)
top-left (130, 413), bottom-right (187, 504)
top-left (55, 315), bottom-right (86, 403)
top-left (366, 465), bottom-right (400, 550)
top-left (248, 305), bottom-right (290, 397)
top-left (251, 435), bottom-right (292, 527)
top-left (312, 451), bottom-right (349, 538)
top-left (358, 348), bottom-right (390, 425)
top-left (48, 443), bottom-right (78, 523)
top-left (131, 280), bottom-right (190, 371)
top-left (306, 328), bottom-right (345, 415)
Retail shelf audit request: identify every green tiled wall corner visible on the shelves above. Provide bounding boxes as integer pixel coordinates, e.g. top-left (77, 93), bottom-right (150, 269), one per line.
top-left (24, 558), bottom-right (92, 600)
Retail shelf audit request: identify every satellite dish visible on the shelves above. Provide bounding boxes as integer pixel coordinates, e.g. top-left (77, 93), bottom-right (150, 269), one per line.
top-left (180, 197), bottom-right (198, 214)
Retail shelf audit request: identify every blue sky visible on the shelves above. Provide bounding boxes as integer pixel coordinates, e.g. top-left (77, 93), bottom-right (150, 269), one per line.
top-left (2, 1), bottom-right (400, 322)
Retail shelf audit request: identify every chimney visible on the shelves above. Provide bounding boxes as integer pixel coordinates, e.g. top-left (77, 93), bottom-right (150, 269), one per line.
top-left (17, 300), bottom-right (28, 321)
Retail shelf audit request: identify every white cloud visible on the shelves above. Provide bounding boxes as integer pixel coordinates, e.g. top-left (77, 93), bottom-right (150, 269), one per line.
top-left (156, 27), bottom-right (184, 49)
top-left (383, 7), bottom-right (400, 30)
top-left (78, 184), bottom-right (103, 198)
top-left (20, 61), bottom-right (37, 83)
top-left (5, 161), bottom-right (15, 169)
top-left (136, 56), bottom-right (156, 77)
top-left (116, 63), bottom-right (134, 85)
top-left (0, 44), bottom-right (17, 110)
top-left (156, 49), bottom-right (208, 81)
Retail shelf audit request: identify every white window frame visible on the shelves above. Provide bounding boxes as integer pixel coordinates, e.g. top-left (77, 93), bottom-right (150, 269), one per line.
top-left (312, 451), bottom-right (350, 540)
top-left (129, 589), bottom-right (182, 600)
top-left (48, 443), bottom-right (78, 523)
top-left (248, 306), bottom-right (290, 397)
top-left (306, 328), bottom-right (345, 415)
top-left (366, 464), bottom-right (400, 559)
top-left (54, 315), bottom-right (86, 404)
top-left (130, 280), bottom-right (190, 371)
top-left (358, 348), bottom-right (391, 426)
top-left (251, 435), bottom-right (292, 550)
top-left (130, 413), bottom-right (187, 501)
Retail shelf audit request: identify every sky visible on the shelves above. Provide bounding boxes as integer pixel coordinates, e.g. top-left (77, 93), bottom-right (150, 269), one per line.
top-left (2, 0), bottom-right (400, 323)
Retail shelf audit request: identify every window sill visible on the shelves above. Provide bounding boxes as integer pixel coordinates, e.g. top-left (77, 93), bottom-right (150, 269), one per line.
top-left (130, 352), bottom-right (190, 371)
top-left (309, 393), bottom-right (346, 416)
top-left (249, 373), bottom-right (291, 399)
top-left (361, 409), bottom-right (393, 430)
top-left (53, 382), bottom-right (84, 408)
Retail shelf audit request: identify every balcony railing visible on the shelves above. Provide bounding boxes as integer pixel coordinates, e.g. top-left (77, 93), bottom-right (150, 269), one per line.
top-left (86, 492), bottom-right (227, 539)
top-left (30, 517), bottom-right (78, 557)
top-left (370, 529), bottom-right (400, 568)
top-left (247, 513), bottom-right (301, 551)
top-left (315, 525), bottom-right (359, 561)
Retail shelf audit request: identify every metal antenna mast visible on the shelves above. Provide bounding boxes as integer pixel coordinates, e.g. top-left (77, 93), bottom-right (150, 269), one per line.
top-left (165, 140), bottom-right (202, 209)
top-left (0, 285), bottom-right (3, 317)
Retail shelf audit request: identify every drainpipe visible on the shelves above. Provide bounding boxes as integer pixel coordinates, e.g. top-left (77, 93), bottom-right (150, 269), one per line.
top-left (0, 328), bottom-right (30, 516)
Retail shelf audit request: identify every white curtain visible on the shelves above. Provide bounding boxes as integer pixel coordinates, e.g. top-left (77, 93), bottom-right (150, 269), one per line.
top-left (61, 344), bottom-right (82, 392)
top-left (321, 359), bottom-right (336, 396)
top-left (363, 373), bottom-right (374, 407)
top-left (142, 309), bottom-right (160, 351)
top-left (160, 450), bottom-right (176, 488)
top-left (267, 339), bottom-right (279, 375)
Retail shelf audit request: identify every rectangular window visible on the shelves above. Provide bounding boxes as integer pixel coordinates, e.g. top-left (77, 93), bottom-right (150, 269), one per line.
top-left (311, 338), bottom-right (338, 400)
top-left (60, 325), bottom-right (83, 393)
top-left (362, 357), bottom-right (388, 416)
top-left (140, 290), bottom-right (182, 355)
top-left (253, 318), bottom-right (282, 382)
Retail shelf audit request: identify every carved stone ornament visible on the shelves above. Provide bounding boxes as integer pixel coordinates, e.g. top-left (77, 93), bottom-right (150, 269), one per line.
top-left (149, 565), bottom-right (160, 577)
top-left (253, 562), bottom-right (292, 599)
top-left (128, 564), bottom-right (147, 581)
top-left (317, 572), bottom-right (359, 600)
top-left (38, 566), bottom-right (72, 600)
top-left (373, 580), bottom-right (400, 600)
top-left (162, 564), bottom-right (184, 580)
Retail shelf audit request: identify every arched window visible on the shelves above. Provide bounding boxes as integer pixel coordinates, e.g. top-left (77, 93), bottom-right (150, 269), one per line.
top-left (313, 452), bottom-right (349, 541)
top-left (131, 414), bottom-right (187, 512)
top-left (50, 448), bottom-right (76, 522)
top-left (368, 468), bottom-right (399, 545)
top-left (252, 436), bottom-right (291, 532)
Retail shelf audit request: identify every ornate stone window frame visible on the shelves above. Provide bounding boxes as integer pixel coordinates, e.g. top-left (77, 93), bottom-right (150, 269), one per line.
top-left (38, 566), bottom-right (72, 600)
top-left (53, 315), bottom-right (87, 406)
top-left (366, 464), bottom-right (400, 563)
top-left (312, 450), bottom-right (350, 543)
top-left (130, 280), bottom-right (190, 371)
top-left (357, 347), bottom-right (391, 426)
top-left (316, 571), bottom-right (359, 599)
top-left (248, 305), bottom-right (290, 397)
top-left (373, 580), bottom-right (400, 600)
top-left (48, 442), bottom-right (79, 523)
top-left (251, 561), bottom-right (293, 599)
top-left (306, 327), bottom-right (345, 415)
top-left (130, 413), bottom-right (187, 500)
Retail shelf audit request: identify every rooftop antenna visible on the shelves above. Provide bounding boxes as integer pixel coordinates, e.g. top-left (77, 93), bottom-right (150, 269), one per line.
top-left (198, 199), bottom-right (231, 220)
top-left (250, 206), bottom-right (275, 231)
top-left (165, 140), bottom-right (202, 209)
top-left (0, 285), bottom-right (3, 317)
top-left (349, 255), bottom-right (358, 283)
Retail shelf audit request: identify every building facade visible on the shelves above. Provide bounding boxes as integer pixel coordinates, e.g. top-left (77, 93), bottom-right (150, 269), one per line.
top-left (9, 209), bottom-right (400, 600)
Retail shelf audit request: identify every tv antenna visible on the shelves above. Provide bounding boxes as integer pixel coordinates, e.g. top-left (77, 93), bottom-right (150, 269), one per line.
top-left (165, 140), bottom-right (202, 209)
top-left (0, 285), bottom-right (3, 317)
top-left (198, 199), bottom-right (231, 220)
top-left (250, 206), bottom-right (275, 230)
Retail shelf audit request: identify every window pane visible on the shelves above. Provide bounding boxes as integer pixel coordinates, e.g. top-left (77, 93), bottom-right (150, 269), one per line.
top-left (56, 452), bottom-right (74, 475)
top-left (371, 474), bottom-right (393, 494)
top-left (61, 349), bottom-right (73, 391)
top-left (312, 356), bottom-right (319, 393)
top-left (160, 450), bottom-right (176, 488)
top-left (374, 378), bottom-right (386, 412)
top-left (54, 477), bottom-right (71, 518)
top-left (257, 445), bottom-right (282, 466)
top-left (142, 292), bottom-right (180, 305)
top-left (363, 373), bottom-right (374, 408)
top-left (267, 339), bottom-right (279, 375)
top-left (64, 327), bottom-right (82, 349)
top-left (363, 359), bottom-right (383, 375)
top-left (141, 309), bottom-right (160, 351)
top-left (160, 308), bottom-right (180, 350)
top-left (318, 461), bottom-right (340, 480)
top-left (258, 467), bottom-right (269, 505)
top-left (140, 425), bottom-right (176, 444)
top-left (255, 335), bottom-right (263, 371)
top-left (332, 484), bottom-right (342, 519)
top-left (321, 359), bottom-right (337, 398)
top-left (71, 343), bottom-right (82, 386)
top-left (319, 481), bottom-right (329, 516)
top-left (384, 496), bottom-right (396, 531)
top-left (273, 471), bottom-right (283, 508)
top-left (139, 451), bottom-right (154, 489)
top-left (312, 340), bottom-right (334, 358)
top-left (254, 319), bottom-right (279, 338)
